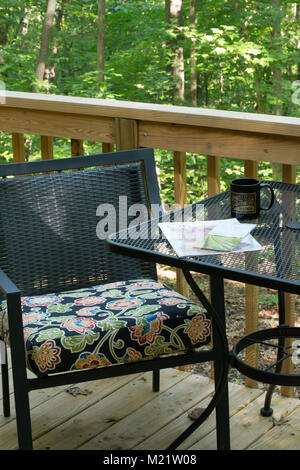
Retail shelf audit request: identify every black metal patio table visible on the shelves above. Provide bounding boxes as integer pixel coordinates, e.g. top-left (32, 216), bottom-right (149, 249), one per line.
top-left (107, 180), bottom-right (300, 448)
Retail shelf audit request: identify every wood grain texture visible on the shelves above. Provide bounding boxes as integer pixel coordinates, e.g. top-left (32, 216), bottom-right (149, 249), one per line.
top-left (71, 138), bottom-right (84, 156)
top-left (12, 133), bottom-right (25, 163)
top-left (115, 117), bottom-right (138, 150)
top-left (173, 151), bottom-right (189, 300)
top-left (244, 159), bottom-right (259, 390)
top-left (40, 136), bottom-right (53, 160)
top-left (4, 91), bottom-right (300, 138)
top-left (280, 164), bottom-right (297, 398)
top-left (0, 107), bottom-right (115, 142)
top-left (2, 364), bottom-right (300, 450)
top-left (139, 121), bottom-right (300, 165)
top-left (207, 155), bottom-right (220, 197)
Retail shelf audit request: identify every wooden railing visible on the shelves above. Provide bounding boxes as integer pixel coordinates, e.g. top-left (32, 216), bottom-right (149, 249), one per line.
top-left (1, 91), bottom-right (299, 394)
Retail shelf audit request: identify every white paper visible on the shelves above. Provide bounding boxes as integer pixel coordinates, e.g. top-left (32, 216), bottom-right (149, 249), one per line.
top-left (158, 219), bottom-right (262, 257)
top-left (209, 220), bottom-right (256, 238)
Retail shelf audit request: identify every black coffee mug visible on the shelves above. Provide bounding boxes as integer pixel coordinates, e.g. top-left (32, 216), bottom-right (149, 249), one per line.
top-left (230, 178), bottom-right (275, 220)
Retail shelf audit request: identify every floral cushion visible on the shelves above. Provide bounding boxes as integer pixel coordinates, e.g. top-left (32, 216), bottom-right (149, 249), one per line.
top-left (0, 279), bottom-right (211, 377)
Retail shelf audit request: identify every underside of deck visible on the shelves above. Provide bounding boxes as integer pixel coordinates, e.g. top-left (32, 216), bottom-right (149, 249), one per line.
top-left (1, 367), bottom-right (300, 451)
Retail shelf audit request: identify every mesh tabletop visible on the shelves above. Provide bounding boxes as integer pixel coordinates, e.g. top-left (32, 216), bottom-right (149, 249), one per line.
top-left (108, 181), bottom-right (300, 295)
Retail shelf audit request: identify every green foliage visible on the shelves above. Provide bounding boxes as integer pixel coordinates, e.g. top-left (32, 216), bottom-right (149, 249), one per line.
top-left (0, 0), bottom-right (299, 201)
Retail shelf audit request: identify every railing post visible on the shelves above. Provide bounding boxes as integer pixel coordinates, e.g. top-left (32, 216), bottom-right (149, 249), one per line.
top-left (244, 160), bottom-right (259, 389)
top-left (280, 164), bottom-right (296, 398)
top-left (115, 118), bottom-right (138, 150)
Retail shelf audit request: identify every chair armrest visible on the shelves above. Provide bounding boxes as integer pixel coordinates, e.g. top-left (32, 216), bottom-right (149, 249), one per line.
top-left (0, 269), bottom-right (29, 385)
top-left (0, 268), bottom-right (22, 328)
top-left (0, 268), bottom-right (20, 296)
top-left (0, 267), bottom-right (26, 347)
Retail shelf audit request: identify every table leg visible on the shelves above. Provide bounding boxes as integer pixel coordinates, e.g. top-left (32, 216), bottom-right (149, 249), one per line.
top-left (176, 269), bottom-right (230, 450)
top-left (210, 275), bottom-right (231, 450)
top-left (261, 290), bottom-right (286, 416)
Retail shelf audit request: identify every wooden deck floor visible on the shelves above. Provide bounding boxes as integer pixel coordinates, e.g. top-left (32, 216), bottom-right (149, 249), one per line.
top-left (1, 368), bottom-right (300, 451)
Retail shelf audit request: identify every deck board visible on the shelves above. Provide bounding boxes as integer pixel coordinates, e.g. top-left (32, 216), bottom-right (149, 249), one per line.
top-left (1, 368), bottom-right (300, 451)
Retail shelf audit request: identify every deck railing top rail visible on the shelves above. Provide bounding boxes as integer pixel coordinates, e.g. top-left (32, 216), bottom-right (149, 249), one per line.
top-left (3, 91), bottom-right (300, 138)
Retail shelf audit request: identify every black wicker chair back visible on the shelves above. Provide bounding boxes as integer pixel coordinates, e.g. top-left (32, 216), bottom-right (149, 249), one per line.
top-left (0, 149), bottom-right (159, 298)
top-left (0, 165), bottom-right (156, 298)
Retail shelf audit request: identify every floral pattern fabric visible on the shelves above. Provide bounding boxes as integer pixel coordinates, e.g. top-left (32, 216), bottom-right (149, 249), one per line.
top-left (0, 279), bottom-right (211, 377)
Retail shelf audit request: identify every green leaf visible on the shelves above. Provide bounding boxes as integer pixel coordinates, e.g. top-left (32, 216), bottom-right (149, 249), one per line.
top-left (60, 292), bottom-right (93, 298)
top-left (98, 317), bottom-right (127, 331)
top-left (145, 336), bottom-right (172, 357)
top-left (47, 303), bottom-right (73, 314)
top-left (125, 305), bottom-right (160, 317)
top-left (61, 331), bottom-right (99, 353)
top-left (37, 328), bottom-right (64, 342)
top-left (98, 289), bottom-right (124, 298)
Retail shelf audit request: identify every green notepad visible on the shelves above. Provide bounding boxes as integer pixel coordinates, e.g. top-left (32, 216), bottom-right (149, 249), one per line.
top-left (199, 220), bottom-right (256, 252)
top-left (201, 234), bottom-right (243, 251)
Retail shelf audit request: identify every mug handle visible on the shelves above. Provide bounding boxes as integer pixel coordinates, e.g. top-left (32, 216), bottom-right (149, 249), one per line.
top-left (259, 183), bottom-right (275, 211)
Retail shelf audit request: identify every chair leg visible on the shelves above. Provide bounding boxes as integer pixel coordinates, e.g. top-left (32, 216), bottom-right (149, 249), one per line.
top-left (152, 369), bottom-right (160, 392)
top-left (1, 341), bottom-right (10, 417)
top-left (1, 361), bottom-right (10, 417)
top-left (9, 342), bottom-right (33, 448)
top-left (6, 294), bottom-right (33, 449)
top-left (14, 384), bottom-right (33, 449)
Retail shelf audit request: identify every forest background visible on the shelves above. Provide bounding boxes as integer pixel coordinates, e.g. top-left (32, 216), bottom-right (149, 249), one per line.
top-left (0, 0), bottom-right (299, 204)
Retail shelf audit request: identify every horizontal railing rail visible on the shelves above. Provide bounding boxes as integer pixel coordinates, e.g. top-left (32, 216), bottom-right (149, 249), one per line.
top-left (0, 91), bottom-right (299, 395)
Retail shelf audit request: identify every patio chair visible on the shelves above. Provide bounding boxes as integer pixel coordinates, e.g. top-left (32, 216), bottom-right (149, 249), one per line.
top-left (0, 147), bottom-right (228, 450)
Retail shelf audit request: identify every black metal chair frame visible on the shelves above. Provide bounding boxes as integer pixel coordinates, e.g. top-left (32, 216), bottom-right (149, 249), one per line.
top-left (0, 148), bottom-right (229, 450)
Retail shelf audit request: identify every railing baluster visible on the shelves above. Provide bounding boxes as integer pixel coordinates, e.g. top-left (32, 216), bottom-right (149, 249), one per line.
top-left (12, 133), bottom-right (25, 163)
top-left (70, 139), bottom-right (84, 171)
top-left (174, 151), bottom-right (188, 297)
top-left (102, 143), bottom-right (114, 153)
top-left (207, 155), bottom-right (220, 197)
top-left (244, 160), bottom-right (259, 389)
top-left (174, 151), bottom-right (190, 372)
top-left (205, 155), bottom-right (221, 380)
top-left (41, 136), bottom-right (53, 160)
top-left (71, 139), bottom-right (84, 156)
top-left (281, 164), bottom-right (297, 398)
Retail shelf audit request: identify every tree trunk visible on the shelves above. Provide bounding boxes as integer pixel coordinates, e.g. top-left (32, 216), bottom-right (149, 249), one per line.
top-left (19, 7), bottom-right (31, 49)
top-left (97, 0), bottom-right (105, 84)
top-left (296, 3), bottom-right (300, 79)
top-left (189, 0), bottom-right (197, 106)
top-left (0, 12), bottom-right (8, 69)
top-left (271, 0), bottom-right (283, 116)
top-left (50, 0), bottom-right (66, 82)
top-left (0, 8), bottom-right (9, 47)
top-left (165, 0), bottom-right (185, 104)
top-left (35, 0), bottom-right (57, 89)
top-left (254, 66), bottom-right (266, 113)
top-left (271, 0), bottom-right (283, 180)
top-left (21, 8), bottom-right (30, 36)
